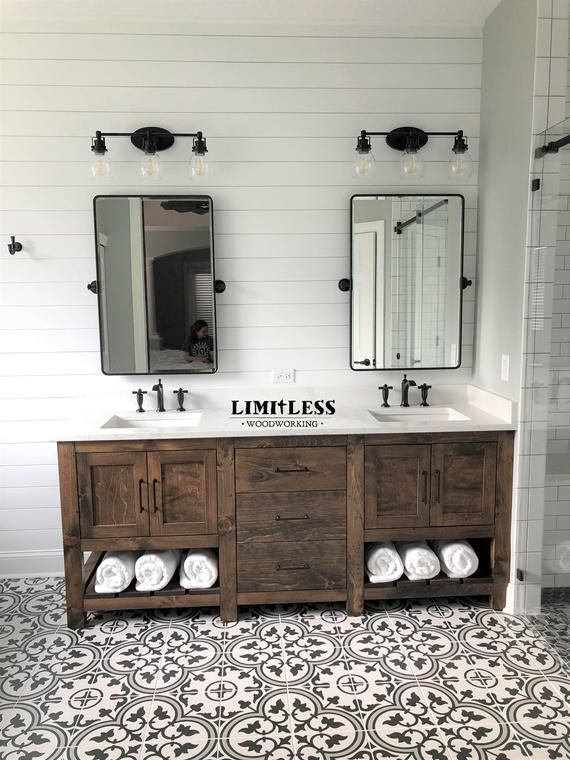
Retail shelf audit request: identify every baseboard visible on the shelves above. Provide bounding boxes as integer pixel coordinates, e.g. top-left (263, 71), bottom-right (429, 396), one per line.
top-left (0, 550), bottom-right (64, 577)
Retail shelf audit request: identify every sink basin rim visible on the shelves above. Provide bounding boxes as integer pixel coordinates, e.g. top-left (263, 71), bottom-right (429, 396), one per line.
top-left (368, 406), bottom-right (471, 424)
top-left (100, 412), bottom-right (203, 430)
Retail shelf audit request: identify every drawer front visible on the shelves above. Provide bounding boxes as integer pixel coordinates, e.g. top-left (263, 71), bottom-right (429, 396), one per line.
top-left (237, 540), bottom-right (346, 592)
top-left (236, 490), bottom-right (346, 542)
top-left (235, 447), bottom-right (346, 493)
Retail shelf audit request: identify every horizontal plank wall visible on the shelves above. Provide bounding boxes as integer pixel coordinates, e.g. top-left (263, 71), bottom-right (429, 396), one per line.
top-left (0, 7), bottom-right (481, 573)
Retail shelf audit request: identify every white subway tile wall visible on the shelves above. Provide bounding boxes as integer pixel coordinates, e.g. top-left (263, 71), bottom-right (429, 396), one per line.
top-left (0, 10), bottom-right (481, 573)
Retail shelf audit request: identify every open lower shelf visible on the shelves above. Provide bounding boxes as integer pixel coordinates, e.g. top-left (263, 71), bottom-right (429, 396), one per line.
top-left (364, 572), bottom-right (495, 600)
top-left (363, 536), bottom-right (495, 601)
top-left (82, 550), bottom-right (220, 611)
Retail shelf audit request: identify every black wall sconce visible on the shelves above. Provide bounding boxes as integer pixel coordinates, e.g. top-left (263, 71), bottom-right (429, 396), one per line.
top-left (90, 126), bottom-right (209, 180)
top-left (353, 126), bottom-right (472, 179)
top-left (7, 236), bottom-right (23, 255)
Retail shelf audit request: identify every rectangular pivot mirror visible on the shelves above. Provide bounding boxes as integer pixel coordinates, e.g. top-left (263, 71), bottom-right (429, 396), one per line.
top-left (94, 195), bottom-right (217, 374)
top-left (351, 194), bottom-right (464, 370)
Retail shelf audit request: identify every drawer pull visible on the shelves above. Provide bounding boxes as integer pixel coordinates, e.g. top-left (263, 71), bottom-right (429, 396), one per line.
top-left (138, 478), bottom-right (146, 513)
top-left (276, 563), bottom-right (310, 571)
top-left (275, 513), bottom-right (310, 521)
top-left (152, 479), bottom-right (160, 513)
top-left (434, 469), bottom-right (441, 502)
top-left (274, 466), bottom-right (309, 473)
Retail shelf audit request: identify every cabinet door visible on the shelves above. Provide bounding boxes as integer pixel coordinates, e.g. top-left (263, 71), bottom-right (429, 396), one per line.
top-left (430, 442), bottom-right (497, 526)
top-left (77, 452), bottom-right (149, 538)
top-left (364, 445), bottom-right (431, 529)
top-left (148, 450), bottom-right (217, 535)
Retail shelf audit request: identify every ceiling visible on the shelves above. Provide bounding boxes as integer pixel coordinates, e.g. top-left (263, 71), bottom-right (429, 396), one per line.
top-left (2, 0), bottom-right (505, 27)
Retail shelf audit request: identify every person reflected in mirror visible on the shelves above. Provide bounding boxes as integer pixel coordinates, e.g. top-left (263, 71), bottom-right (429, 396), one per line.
top-left (186, 319), bottom-right (213, 364)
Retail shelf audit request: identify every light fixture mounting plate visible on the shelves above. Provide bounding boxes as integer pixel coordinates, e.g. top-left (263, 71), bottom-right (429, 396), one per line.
top-left (386, 127), bottom-right (428, 152)
top-left (130, 127), bottom-right (175, 152)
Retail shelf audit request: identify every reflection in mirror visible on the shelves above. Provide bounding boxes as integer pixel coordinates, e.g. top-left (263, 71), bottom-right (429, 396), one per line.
top-left (94, 196), bottom-right (216, 374)
top-left (351, 195), bottom-right (463, 370)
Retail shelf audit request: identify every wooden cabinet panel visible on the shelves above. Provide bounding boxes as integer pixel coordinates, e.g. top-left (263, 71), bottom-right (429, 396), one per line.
top-left (147, 450), bottom-right (217, 536)
top-left (77, 452), bottom-right (148, 538)
top-left (236, 490), bottom-right (346, 542)
top-left (235, 447), bottom-right (346, 493)
top-left (365, 445), bottom-right (431, 529)
top-left (430, 443), bottom-right (497, 526)
top-left (237, 540), bottom-right (346, 592)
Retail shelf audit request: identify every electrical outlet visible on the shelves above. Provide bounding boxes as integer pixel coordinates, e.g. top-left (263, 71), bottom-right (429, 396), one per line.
top-left (273, 369), bottom-right (295, 383)
top-left (501, 354), bottom-right (510, 382)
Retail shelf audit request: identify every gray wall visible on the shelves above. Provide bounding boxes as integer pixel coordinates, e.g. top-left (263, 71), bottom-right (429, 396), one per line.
top-left (474, 0), bottom-right (537, 399)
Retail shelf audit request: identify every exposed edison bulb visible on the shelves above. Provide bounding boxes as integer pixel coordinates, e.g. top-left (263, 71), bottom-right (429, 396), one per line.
top-left (401, 149), bottom-right (424, 179)
top-left (353, 153), bottom-right (375, 177)
top-left (190, 152), bottom-right (209, 178)
top-left (90, 153), bottom-right (110, 178)
top-left (449, 151), bottom-right (473, 178)
top-left (140, 152), bottom-right (161, 179)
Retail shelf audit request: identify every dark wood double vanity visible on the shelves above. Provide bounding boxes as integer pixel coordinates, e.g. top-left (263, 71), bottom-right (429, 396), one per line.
top-left (58, 428), bottom-right (514, 628)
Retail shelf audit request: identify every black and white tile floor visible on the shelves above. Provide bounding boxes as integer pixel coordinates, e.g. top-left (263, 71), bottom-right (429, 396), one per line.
top-left (1, 577), bottom-right (569, 759)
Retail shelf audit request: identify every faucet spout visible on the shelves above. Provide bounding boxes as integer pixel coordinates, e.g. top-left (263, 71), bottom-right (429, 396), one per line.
top-left (400, 374), bottom-right (417, 408)
top-left (152, 378), bottom-right (165, 412)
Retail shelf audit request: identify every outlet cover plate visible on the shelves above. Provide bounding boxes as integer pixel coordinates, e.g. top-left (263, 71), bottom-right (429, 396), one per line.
top-left (273, 369), bottom-right (295, 383)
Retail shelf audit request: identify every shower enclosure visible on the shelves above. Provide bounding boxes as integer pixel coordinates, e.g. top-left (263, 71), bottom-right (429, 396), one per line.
top-left (521, 118), bottom-right (570, 610)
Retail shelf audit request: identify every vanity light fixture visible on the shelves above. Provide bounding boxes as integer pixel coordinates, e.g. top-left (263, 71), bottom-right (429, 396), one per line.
top-left (353, 127), bottom-right (472, 179)
top-left (89, 126), bottom-right (209, 180)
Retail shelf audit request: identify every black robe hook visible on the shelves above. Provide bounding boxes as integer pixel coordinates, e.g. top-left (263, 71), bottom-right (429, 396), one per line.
top-left (8, 236), bottom-right (23, 255)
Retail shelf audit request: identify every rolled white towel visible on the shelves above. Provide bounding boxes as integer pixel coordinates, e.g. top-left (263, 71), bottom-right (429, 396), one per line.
top-left (135, 549), bottom-right (181, 592)
top-left (397, 540), bottom-right (441, 581)
top-left (431, 539), bottom-right (479, 579)
top-left (95, 551), bottom-right (137, 594)
top-left (366, 541), bottom-right (404, 583)
top-left (180, 549), bottom-right (218, 589)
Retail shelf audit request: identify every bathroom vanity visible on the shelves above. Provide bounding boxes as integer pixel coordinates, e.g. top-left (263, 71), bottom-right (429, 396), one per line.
top-left (57, 425), bottom-right (514, 628)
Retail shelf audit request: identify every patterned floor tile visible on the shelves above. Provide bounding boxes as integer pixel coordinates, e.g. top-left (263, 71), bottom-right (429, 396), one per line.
top-left (2, 577), bottom-right (570, 760)
top-left (67, 694), bottom-right (154, 759)
top-left (0, 701), bottom-right (69, 759)
top-left (438, 721), bottom-right (533, 760)
top-left (218, 688), bottom-right (293, 759)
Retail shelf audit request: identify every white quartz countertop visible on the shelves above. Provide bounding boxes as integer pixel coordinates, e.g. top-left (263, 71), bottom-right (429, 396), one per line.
top-left (56, 385), bottom-right (516, 441)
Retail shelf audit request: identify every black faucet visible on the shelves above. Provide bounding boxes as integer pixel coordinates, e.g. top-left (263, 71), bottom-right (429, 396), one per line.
top-left (400, 374), bottom-right (417, 407)
top-left (152, 378), bottom-right (165, 412)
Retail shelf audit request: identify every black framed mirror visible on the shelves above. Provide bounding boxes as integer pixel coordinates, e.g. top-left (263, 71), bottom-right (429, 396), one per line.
top-left (350, 194), bottom-right (465, 371)
top-left (93, 195), bottom-right (217, 374)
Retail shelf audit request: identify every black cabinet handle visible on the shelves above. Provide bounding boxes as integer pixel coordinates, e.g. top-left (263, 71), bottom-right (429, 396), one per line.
top-left (138, 479), bottom-right (146, 513)
top-left (276, 563), bottom-right (310, 571)
top-left (422, 470), bottom-right (428, 504)
top-left (275, 466), bottom-right (309, 473)
top-left (434, 469), bottom-right (441, 502)
top-left (152, 479), bottom-right (160, 513)
top-left (275, 514), bottom-right (309, 521)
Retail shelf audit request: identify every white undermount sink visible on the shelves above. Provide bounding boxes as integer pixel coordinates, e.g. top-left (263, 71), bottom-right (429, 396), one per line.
top-left (100, 412), bottom-right (202, 430)
top-left (368, 407), bottom-right (471, 424)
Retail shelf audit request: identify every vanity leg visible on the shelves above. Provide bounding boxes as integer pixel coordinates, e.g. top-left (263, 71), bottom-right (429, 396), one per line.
top-left (218, 439), bottom-right (238, 623)
top-left (347, 437), bottom-right (365, 616)
top-left (490, 580), bottom-right (507, 611)
top-left (58, 442), bottom-right (86, 629)
top-left (64, 537), bottom-right (86, 628)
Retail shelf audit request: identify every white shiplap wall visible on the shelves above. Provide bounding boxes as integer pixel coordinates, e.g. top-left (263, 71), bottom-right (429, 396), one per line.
top-left (0, 11), bottom-right (481, 574)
